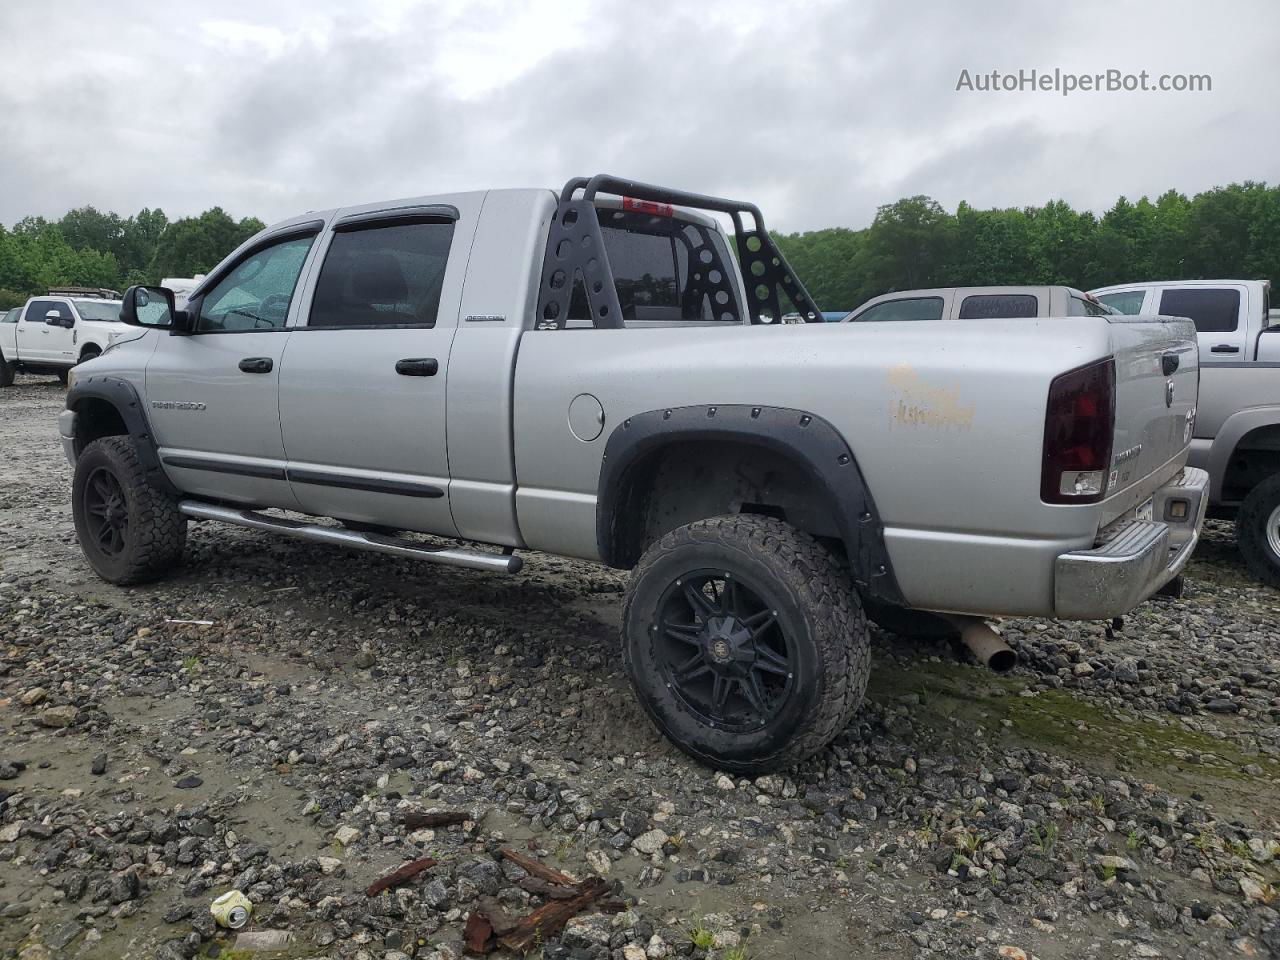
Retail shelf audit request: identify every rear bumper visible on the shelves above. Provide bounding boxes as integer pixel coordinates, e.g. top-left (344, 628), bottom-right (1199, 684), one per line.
top-left (1054, 467), bottom-right (1209, 619)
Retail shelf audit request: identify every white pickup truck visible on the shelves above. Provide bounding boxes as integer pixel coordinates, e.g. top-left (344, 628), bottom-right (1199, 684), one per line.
top-left (59, 175), bottom-right (1208, 771)
top-left (1092, 279), bottom-right (1280, 585)
top-left (0, 294), bottom-right (124, 386)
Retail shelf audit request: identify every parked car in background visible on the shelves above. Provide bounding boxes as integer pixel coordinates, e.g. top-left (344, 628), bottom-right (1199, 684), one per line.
top-left (1091, 279), bottom-right (1280, 586)
top-left (60, 174), bottom-right (1206, 771)
top-left (0, 293), bottom-right (124, 387)
top-left (845, 285), bottom-right (1114, 322)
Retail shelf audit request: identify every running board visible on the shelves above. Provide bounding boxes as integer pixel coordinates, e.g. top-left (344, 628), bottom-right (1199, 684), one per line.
top-left (178, 500), bottom-right (523, 574)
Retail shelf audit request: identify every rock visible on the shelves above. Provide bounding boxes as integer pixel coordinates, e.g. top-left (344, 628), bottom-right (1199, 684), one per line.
top-left (586, 848), bottom-right (611, 875)
top-left (1239, 875), bottom-right (1268, 902)
top-left (90, 753), bottom-right (107, 775)
top-left (175, 775), bottom-right (203, 789)
top-left (998, 948), bottom-right (1028, 960)
top-left (714, 774), bottom-right (735, 791)
top-left (318, 856), bottom-right (343, 875)
top-left (45, 921), bottom-right (82, 950)
top-left (633, 829), bottom-right (669, 856)
top-left (421, 878), bottom-right (449, 910)
top-left (334, 825), bottom-right (361, 846)
top-left (353, 650), bottom-right (377, 669)
top-left (17, 944), bottom-right (51, 960)
top-left (233, 930), bottom-right (293, 951)
top-left (563, 913), bottom-right (612, 950)
top-left (39, 705), bottom-right (78, 728)
top-left (623, 945), bottom-right (647, 960)
top-left (20, 687), bottom-right (47, 706)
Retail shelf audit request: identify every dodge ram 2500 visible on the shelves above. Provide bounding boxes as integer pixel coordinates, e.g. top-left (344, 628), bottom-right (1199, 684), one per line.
top-left (58, 175), bottom-right (1207, 772)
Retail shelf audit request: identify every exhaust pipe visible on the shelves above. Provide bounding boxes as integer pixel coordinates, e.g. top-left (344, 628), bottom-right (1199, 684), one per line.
top-left (944, 616), bottom-right (1017, 672)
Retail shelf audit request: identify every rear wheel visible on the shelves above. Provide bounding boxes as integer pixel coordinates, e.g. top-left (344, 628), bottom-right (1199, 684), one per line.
top-left (622, 515), bottom-right (869, 773)
top-left (0, 353), bottom-right (13, 387)
top-left (73, 436), bottom-right (187, 584)
top-left (1237, 474), bottom-right (1280, 588)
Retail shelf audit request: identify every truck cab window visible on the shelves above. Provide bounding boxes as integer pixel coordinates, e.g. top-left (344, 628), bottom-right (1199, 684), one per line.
top-left (849, 297), bottom-right (944, 323)
top-left (197, 234), bottom-right (316, 333)
top-left (957, 294), bottom-right (1039, 319)
top-left (1159, 288), bottom-right (1240, 333)
top-left (1096, 290), bottom-right (1145, 315)
top-left (566, 210), bottom-right (742, 327)
top-left (309, 221), bottom-right (455, 329)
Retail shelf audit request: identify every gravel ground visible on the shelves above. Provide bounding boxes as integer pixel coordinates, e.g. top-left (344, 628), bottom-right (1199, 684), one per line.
top-left (1, 374), bottom-right (1278, 960)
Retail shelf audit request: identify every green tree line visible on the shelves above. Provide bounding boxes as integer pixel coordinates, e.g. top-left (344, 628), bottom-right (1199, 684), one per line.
top-left (3, 182), bottom-right (1277, 313)
top-left (775, 181), bottom-right (1280, 309)
top-left (0, 207), bottom-right (265, 310)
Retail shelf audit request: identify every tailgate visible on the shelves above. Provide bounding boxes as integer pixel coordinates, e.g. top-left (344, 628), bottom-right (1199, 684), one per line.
top-left (1104, 314), bottom-right (1198, 521)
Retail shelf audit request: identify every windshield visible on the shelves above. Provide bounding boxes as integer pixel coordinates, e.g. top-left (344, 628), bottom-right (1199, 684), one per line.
top-left (73, 300), bottom-right (123, 322)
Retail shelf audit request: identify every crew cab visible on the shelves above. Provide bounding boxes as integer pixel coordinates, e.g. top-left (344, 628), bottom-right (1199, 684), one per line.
top-left (0, 293), bottom-right (124, 386)
top-left (58, 175), bottom-right (1207, 772)
top-left (1091, 279), bottom-right (1280, 585)
top-left (846, 285), bottom-right (1114, 322)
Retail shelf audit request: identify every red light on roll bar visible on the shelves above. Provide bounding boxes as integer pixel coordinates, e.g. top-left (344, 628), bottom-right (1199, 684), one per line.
top-left (622, 197), bottom-right (674, 217)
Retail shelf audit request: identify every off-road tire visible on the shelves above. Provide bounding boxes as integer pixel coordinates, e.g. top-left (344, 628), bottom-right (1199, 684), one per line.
top-left (1237, 473), bottom-right (1280, 589)
top-left (622, 515), bottom-right (870, 773)
top-left (72, 436), bottom-right (187, 584)
top-left (0, 353), bottom-right (13, 387)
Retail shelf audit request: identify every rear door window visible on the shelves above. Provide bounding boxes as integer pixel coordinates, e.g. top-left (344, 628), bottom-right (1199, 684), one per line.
top-left (567, 209), bottom-right (742, 327)
top-left (848, 297), bottom-right (944, 323)
top-left (957, 294), bottom-right (1039, 319)
top-left (309, 220), bottom-right (455, 329)
top-left (1095, 290), bottom-right (1146, 315)
top-left (1158, 288), bottom-right (1240, 333)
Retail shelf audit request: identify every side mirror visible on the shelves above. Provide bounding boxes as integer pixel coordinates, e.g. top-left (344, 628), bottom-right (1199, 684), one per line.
top-left (121, 285), bottom-right (178, 329)
top-left (45, 310), bottom-right (72, 328)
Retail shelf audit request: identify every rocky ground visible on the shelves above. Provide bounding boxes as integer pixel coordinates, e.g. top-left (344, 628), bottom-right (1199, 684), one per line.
top-left (1, 374), bottom-right (1278, 960)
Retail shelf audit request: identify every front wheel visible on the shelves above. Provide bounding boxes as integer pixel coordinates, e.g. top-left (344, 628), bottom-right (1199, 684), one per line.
top-left (0, 354), bottom-right (13, 387)
top-left (72, 436), bottom-right (187, 584)
top-left (621, 515), bottom-right (869, 774)
top-left (1237, 474), bottom-right (1280, 588)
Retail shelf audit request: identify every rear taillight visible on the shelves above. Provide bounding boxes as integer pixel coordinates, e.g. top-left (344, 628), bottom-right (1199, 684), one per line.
top-left (1041, 357), bottom-right (1115, 504)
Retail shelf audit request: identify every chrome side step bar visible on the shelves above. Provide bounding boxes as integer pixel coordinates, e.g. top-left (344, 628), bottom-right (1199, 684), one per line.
top-left (178, 500), bottom-right (523, 574)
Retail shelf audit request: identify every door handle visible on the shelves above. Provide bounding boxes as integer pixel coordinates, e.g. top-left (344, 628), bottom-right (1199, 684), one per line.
top-left (1210, 344), bottom-right (1240, 354)
top-left (1161, 352), bottom-right (1180, 376)
top-left (395, 357), bottom-right (438, 377)
top-left (238, 357), bottom-right (274, 374)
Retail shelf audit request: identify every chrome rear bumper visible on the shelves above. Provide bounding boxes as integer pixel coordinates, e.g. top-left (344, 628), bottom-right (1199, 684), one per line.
top-left (1054, 467), bottom-right (1209, 619)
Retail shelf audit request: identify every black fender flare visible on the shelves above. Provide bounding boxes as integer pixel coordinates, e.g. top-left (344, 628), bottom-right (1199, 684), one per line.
top-left (65, 375), bottom-right (177, 495)
top-left (595, 403), bottom-right (903, 604)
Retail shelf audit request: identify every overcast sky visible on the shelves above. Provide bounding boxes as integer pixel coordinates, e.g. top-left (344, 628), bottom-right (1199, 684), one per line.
top-left (2, 0), bottom-right (1277, 233)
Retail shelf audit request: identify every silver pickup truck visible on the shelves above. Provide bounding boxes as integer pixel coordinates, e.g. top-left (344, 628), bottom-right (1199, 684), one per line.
top-left (58, 175), bottom-right (1207, 772)
top-left (1093, 280), bottom-right (1280, 586)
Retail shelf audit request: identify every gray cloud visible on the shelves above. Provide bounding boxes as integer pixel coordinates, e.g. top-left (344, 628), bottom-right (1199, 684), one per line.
top-left (0, 0), bottom-right (1276, 232)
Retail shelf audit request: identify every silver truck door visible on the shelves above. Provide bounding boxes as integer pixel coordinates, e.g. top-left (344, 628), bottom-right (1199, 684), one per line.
top-left (277, 200), bottom-right (479, 536)
top-left (146, 228), bottom-right (322, 508)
